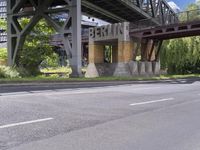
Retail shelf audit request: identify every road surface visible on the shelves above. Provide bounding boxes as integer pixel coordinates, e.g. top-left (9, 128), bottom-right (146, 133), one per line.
top-left (0, 78), bottom-right (200, 150)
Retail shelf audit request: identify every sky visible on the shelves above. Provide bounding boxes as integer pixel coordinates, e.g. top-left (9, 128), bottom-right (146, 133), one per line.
top-left (168, 0), bottom-right (196, 10)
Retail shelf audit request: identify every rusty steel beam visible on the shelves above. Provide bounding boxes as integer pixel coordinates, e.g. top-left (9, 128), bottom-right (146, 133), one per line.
top-left (130, 21), bottom-right (200, 40)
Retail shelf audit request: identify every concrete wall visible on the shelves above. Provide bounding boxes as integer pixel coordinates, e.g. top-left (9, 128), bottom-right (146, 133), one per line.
top-left (85, 61), bottom-right (160, 78)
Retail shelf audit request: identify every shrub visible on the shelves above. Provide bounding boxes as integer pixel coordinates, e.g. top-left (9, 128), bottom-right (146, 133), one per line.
top-left (0, 66), bottom-right (20, 78)
top-left (40, 52), bottom-right (60, 68)
top-left (0, 48), bottom-right (7, 60)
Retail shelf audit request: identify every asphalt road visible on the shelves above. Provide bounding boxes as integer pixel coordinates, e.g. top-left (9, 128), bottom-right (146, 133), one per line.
top-left (0, 78), bottom-right (200, 150)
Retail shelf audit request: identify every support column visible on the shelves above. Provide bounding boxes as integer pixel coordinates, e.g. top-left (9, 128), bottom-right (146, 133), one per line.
top-left (113, 39), bottom-right (133, 76)
top-left (141, 39), bottom-right (159, 61)
top-left (88, 42), bottom-right (104, 63)
top-left (148, 40), bottom-right (157, 61)
top-left (117, 41), bottom-right (133, 62)
top-left (140, 39), bottom-right (163, 76)
top-left (153, 40), bottom-right (163, 75)
top-left (7, 0), bottom-right (13, 65)
top-left (112, 44), bottom-right (118, 63)
top-left (85, 42), bottom-right (104, 78)
top-left (7, 0), bottom-right (42, 66)
top-left (7, 0), bottom-right (83, 77)
top-left (70, 0), bottom-right (82, 77)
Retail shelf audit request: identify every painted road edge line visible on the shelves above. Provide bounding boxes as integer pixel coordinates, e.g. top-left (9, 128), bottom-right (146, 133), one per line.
top-left (0, 118), bottom-right (54, 129)
top-left (130, 98), bottom-right (175, 106)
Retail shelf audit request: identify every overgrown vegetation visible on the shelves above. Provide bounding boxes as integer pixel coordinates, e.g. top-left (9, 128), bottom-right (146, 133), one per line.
top-left (161, 37), bottom-right (200, 74)
top-left (0, 48), bottom-right (7, 60)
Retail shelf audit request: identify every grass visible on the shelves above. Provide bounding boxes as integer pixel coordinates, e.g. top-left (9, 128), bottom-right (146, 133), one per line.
top-left (0, 74), bottom-right (200, 84)
top-left (40, 67), bottom-right (72, 74)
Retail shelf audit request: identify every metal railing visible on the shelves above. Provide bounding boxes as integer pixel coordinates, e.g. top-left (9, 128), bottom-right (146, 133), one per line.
top-left (177, 9), bottom-right (200, 23)
top-left (130, 9), bottom-right (200, 31)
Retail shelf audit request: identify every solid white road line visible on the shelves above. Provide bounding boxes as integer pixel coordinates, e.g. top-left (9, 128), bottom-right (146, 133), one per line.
top-left (130, 98), bottom-right (175, 106)
top-left (0, 92), bottom-right (29, 96)
top-left (0, 118), bottom-right (54, 129)
top-left (0, 86), bottom-right (161, 97)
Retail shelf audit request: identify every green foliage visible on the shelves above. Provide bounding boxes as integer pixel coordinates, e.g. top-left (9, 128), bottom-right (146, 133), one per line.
top-left (40, 67), bottom-right (71, 78)
top-left (161, 37), bottom-right (200, 74)
top-left (136, 56), bottom-right (141, 61)
top-left (104, 46), bottom-right (112, 63)
top-left (40, 52), bottom-right (60, 68)
top-left (16, 18), bottom-right (57, 76)
top-left (0, 66), bottom-right (20, 78)
top-left (178, 4), bottom-right (200, 22)
top-left (0, 18), bottom-right (6, 30)
top-left (41, 66), bottom-right (71, 75)
top-left (0, 48), bottom-right (7, 60)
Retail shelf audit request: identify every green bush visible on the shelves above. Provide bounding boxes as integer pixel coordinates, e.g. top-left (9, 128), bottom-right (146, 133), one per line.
top-left (0, 66), bottom-right (20, 78)
top-left (40, 52), bottom-right (60, 68)
top-left (0, 48), bottom-right (7, 60)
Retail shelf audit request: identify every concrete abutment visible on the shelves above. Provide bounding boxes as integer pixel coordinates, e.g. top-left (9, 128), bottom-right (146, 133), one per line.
top-left (85, 22), bottom-right (161, 78)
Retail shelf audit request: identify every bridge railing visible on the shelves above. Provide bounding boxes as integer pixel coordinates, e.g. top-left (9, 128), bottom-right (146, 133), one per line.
top-left (130, 9), bottom-right (200, 31)
top-left (177, 9), bottom-right (200, 23)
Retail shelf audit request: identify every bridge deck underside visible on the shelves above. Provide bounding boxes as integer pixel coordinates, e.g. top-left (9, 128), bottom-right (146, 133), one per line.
top-left (82, 0), bottom-right (147, 23)
top-left (28, 0), bottom-right (152, 23)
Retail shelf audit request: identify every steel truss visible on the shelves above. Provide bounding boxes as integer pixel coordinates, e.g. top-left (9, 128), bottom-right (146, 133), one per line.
top-left (133, 38), bottom-right (162, 62)
top-left (142, 39), bottom-right (163, 61)
top-left (81, 0), bottom-right (176, 25)
top-left (131, 0), bottom-right (177, 24)
top-left (7, 0), bottom-right (82, 76)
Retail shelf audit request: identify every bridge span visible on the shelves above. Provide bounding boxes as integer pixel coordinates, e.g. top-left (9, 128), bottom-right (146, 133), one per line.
top-left (5, 0), bottom-right (200, 77)
top-left (85, 9), bottom-right (200, 77)
top-left (6, 0), bottom-right (176, 77)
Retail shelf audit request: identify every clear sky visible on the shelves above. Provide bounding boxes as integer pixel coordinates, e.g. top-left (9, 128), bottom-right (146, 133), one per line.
top-left (168, 0), bottom-right (196, 10)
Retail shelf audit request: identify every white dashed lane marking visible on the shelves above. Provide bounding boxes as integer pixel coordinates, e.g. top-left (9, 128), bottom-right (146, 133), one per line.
top-left (130, 98), bottom-right (175, 106)
top-left (0, 118), bottom-right (54, 129)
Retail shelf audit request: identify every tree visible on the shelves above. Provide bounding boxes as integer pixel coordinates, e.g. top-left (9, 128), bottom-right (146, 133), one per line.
top-left (16, 19), bottom-right (57, 76)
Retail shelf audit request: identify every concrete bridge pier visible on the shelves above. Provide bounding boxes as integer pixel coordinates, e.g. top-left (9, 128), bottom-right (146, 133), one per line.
top-left (85, 43), bottom-right (104, 78)
top-left (139, 39), bottom-right (162, 76)
top-left (85, 22), bottom-right (135, 78)
top-left (113, 41), bottom-right (133, 77)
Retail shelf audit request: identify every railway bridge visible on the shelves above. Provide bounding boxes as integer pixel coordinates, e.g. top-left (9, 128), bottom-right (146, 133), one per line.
top-left (4, 0), bottom-right (200, 77)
